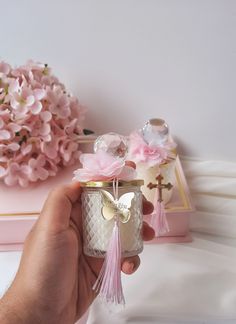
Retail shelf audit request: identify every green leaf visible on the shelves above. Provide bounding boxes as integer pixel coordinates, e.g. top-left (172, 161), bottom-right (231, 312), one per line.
top-left (83, 129), bottom-right (95, 135)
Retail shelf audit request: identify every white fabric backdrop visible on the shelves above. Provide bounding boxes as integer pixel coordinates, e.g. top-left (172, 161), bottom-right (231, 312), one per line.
top-left (1, 158), bottom-right (236, 324)
top-left (182, 158), bottom-right (236, 238)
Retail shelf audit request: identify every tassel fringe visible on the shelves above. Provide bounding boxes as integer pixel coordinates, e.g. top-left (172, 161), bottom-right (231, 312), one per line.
top-left (151, 200), bottom-right (169, 237)
top-left (93, 218), bottom-right (125, 305)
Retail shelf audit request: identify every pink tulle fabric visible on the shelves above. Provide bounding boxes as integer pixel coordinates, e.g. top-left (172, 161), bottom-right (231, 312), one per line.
top-left (128, 131), bottom-right (175, 167)
top-left (0, 60), bottom-right (86, 187)
top-left (73, 150), bottom-right (137, 182)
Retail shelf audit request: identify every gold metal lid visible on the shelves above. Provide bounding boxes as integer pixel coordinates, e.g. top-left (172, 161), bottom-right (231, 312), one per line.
top-left (80, 179), bottom-right (144, 188)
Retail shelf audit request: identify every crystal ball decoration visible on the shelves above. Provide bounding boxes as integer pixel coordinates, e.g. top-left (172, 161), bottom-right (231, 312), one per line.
top-left (141, 118), bottom-right (169, 147)
top-left (94, 133), bottom-right (128, 159)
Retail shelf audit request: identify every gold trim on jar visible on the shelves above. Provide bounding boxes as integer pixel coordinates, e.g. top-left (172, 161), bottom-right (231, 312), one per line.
top-left (79, 180), bottom-right (144, 188)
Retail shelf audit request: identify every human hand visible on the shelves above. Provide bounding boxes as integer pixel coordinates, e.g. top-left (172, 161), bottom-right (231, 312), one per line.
top-left (0, 182), bottom-right (154, 324)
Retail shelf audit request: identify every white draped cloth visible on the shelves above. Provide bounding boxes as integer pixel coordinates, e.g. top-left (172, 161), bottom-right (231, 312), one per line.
top-left (1, 158), bottom-right (236, 324)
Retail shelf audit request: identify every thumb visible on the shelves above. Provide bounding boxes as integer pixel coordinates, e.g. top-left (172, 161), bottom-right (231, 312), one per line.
top-left (38, 182), bottom-right (81, 232)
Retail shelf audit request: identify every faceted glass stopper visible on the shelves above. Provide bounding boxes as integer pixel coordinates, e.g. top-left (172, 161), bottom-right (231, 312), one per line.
top-left (94, 132), bottom-right (128, 159)
top-left (141, 118), bottom-right (169, 147)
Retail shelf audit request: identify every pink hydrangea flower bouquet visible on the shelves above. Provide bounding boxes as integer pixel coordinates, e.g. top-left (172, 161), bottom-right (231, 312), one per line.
top-left (0, 60), bottom-right (87, 187)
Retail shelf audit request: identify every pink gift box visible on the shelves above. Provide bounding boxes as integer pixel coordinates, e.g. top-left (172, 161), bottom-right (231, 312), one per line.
top-left (144, 156), bottom-right (195, 244)
top-left (0, 136), bottom-right (194, 251)
top-left (0, 136), bottom-right (96, 251)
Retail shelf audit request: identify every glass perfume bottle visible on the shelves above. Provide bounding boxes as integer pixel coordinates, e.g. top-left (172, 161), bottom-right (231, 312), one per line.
top-left (129, 118), bottom-right (177, 205)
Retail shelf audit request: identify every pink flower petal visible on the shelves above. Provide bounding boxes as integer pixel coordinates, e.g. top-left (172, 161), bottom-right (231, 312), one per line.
top-left (18, 177), bottom-right (29, 187)
top-left (8, 79), bottom-right (20, 94)
top-left (21, 165), bottom-right (31, 175)
top-left (0, 92), bottom-right (5, 101)
top-left (30, 101), bottom-right (42, 114)
top-left (59, 108), bottom-right (70, 119)
top-left (118, 165), bottom-right (137, 181)
top-left (8, 123), bottom-right (21, 133)
top-left (45, 147), bottom-right (57, 159)
top-left (63, 152), bottom-right (71, 162)
top-left (39, 123), bottom-right (50, 136)
top-left (43, 134), bottom-right (52, 142)
top-left (29, 158), bottom-right (37, 168)
top-left (26, 95), bottom-right (35, 106)
top-left (38, 167), bottom-right (48, 181)
top-left (0, 118), bottom-right (4, 128)
top-left (68, 142), bottom-right (78, 152)
top-left (15, 105), bottom-right (29, 116)
top-left (37, 155), bottom-right (46, 167)
top-left (0, 130), bottom-right (11, 140)
top-left (46, 90), bottom-right (57, 103)
top-left (21, 143), bottom-right (32, 155)
top-left (42, 140), bottom-right (58, 159)
top-left (34, 88), bottom-right (46, 100)
top-left (9, 162), bottom-right (20, 174)
top-left (22, 125), bottom-right (32, 132)
top-left (29, 172), bottom-right (38, 182)
top-left (10, 97), bottom-right (20, 110)
top-left (8, 143), bottom-right (20, 151)
top-left (58, 95), bottom-right (69, 106)
top-left (4, 175), bottom-right (17, 186)
top-left (0, 165), bottom-right (6, 178)
top-left (0, 156), bottom-right (8, 162)
top-left (40, 111), bottom-right (52, 122)
top-left (0, 108), bottom-right (10, 116)
top-left (65, 119), bottom-right (77, 134)
top-left (0, 62), bottom-right (11, 74)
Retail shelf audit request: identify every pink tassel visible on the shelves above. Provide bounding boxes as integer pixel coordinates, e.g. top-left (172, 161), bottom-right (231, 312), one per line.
top-left (148, 174), bottom-right (172, 237)
top-left (93, 217), bottom-right (125, 305)
top-left (151, 200), bottom-right (169, 237)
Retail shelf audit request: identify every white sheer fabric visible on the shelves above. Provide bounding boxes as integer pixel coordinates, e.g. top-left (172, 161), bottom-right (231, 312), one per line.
top-left (182, 158), bottom-right (236, 238)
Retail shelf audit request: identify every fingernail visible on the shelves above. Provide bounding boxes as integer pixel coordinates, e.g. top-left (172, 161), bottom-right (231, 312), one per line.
top-left (128, 262), bottom-right (134, 272)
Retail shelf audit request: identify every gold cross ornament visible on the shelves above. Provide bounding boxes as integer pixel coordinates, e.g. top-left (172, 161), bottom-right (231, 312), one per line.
top-left (147, 174), bottom-right (173, 202)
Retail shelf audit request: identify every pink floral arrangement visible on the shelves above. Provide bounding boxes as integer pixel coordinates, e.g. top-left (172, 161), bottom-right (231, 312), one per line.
top-left (0, 60), bottom-right (86, 187)
top-left (73, 150), bottom-right (136, 182)
top-left (128, 131), bottom-right (175, 167)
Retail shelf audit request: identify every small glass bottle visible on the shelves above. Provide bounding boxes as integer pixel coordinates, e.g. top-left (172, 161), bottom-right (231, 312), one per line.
top-left (133, 118), bottom-right (177, 204)
top-left (81, 180), bottom-right (144, 258)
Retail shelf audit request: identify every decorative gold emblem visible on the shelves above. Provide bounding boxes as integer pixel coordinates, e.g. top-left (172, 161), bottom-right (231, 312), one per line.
top-left (101, 190), bottom-right (135, 223)
top-left (147, 174), bottom-right (173, 202)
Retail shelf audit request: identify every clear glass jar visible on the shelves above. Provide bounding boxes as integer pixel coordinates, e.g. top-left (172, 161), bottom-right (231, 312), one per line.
top-left (81, 180), bottom-right (144, 258)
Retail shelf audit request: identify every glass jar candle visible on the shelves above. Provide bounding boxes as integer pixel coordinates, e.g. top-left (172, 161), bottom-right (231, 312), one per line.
top-left (81, 180), bottom-right (144, 258)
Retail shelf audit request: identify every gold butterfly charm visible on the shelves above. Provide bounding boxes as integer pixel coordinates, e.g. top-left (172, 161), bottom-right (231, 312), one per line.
top-left (100, 190), bottom-right (135, 223)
